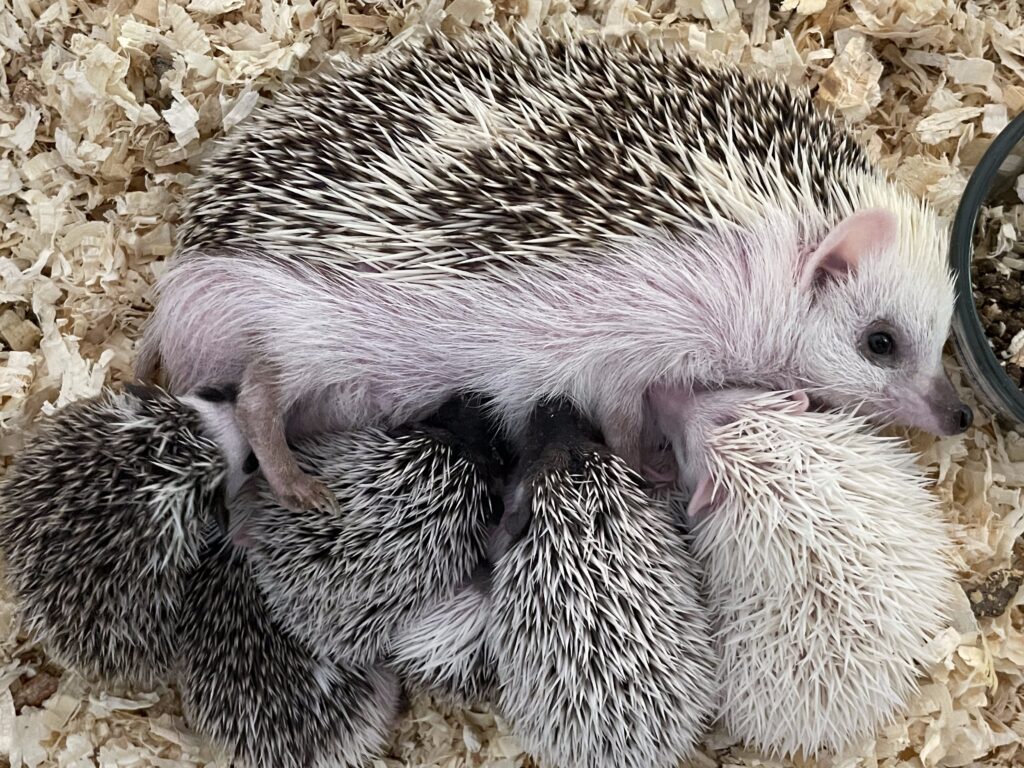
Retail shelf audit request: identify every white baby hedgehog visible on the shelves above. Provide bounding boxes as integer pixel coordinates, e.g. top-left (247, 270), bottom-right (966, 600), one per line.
top-left (489, 399), bottom-right (717, 768)
top-left (650, 386), bottom-right (957, 757)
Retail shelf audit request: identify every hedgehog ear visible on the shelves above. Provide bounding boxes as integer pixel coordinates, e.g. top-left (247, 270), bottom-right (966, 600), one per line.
top-left (800, 209), bottom-right (898, 291)
top-left (782, 390), bottom-right (810, 414)
top-left (686, 476), bottom-right (718, 523)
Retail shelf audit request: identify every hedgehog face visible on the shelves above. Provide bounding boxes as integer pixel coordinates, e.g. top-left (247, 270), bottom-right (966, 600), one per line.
top-left (794, 208), bottom-right (969, 435)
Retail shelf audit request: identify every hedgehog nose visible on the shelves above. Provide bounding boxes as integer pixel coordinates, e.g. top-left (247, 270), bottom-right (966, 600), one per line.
top-left (955, 404), bottom-right (974, 433)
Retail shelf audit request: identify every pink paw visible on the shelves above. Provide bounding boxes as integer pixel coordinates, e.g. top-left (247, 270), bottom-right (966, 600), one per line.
top-left (272, 471), bottom-right (340, 514)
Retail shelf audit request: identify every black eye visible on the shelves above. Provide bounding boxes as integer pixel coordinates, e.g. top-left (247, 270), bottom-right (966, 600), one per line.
top-left (867, 331), bottom-right (895, 356)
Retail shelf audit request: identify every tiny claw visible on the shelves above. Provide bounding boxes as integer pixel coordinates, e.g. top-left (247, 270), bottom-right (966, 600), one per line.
top-left (273, 471), bottom-right (340, 515)
top-left (317, 486), bottom-right (342, 516)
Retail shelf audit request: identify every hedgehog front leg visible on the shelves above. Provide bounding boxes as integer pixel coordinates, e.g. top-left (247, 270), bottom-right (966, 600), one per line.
top-left (235, 360), bottom-right (339, 513)
top-left (594, 393), bottom-right (645, 469)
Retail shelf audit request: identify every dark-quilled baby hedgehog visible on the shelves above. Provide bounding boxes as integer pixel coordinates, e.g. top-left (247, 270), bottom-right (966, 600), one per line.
top-left (488, 398), bottom-right (717, 768)
top-left (241, 394), bottom-right (508, 665)
top-left (177, 527), bottom-right (400, 768)
top-left (0, 385), bottom-right (504, 693)
top-left (0, 385), bottom-right (233, 685)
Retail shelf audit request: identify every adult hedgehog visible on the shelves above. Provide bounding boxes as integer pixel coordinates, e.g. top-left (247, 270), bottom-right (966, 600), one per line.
top-left (138, 30), bottom-right (970, 510)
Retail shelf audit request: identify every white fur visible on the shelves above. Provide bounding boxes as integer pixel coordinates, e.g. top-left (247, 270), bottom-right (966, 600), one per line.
top-left (181, 394), bottom-right (252, 498)
top-left (140, 32), bottom-right (961, 455)
top-left (388, 581), bottom-right (495, 706)
top-left (662, 389), bottom-right (956, 757)
top-left (148, 211), bottom-right (953, 466)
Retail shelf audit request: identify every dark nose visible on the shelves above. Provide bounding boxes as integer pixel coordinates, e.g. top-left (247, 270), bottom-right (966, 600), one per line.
top-left (954, 404), bottom-right (973, 433)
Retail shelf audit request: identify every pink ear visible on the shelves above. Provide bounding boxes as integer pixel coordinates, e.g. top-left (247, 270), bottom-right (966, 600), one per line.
top-left (784, 390), bottom-right (810, 414)
top-left (687, 475), bottom-right (718, 523)
top-left (799, 209), bottom-right (898, 291)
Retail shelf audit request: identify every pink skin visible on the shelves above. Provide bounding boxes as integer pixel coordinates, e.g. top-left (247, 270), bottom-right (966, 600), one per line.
top-left (790, 209), bottom-right (971, 437)
top-left (795, 210), bottom-right (895, 292)
top-left (880, 374), bottom-right (972, 436)
top-left (141, 208), bottom-right (969, 511)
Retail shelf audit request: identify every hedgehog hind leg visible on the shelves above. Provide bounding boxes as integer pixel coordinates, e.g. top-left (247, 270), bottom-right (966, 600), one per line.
top-left (132, 333), bottom-right (161, 384)
top-left (236, 359), bottom-right (339, 514)
top-left (136, 252), bottom-right (257, 395)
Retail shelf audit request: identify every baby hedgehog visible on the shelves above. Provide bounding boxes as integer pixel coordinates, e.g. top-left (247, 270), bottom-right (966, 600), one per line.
top-left (243, 394), bottom-right (508, 665)
top-left (650, 386), bottom-right (956, 757)
top-left (0, 382), bottom-right (498, 693)
top-left (0, 384), bottom-right (239, 685)
top-left (488, 399), bottom-right (717, 768)
top-left (177, 526), bottom-right (399, 768)
top-left (138, 30), bottom-right (969, 513)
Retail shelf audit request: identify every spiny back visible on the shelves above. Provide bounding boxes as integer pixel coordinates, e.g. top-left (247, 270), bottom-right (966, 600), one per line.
top-left (0, 386), bottom-right (226, 685)
top-left (0, 386), bottom-right (225, 536)
top-left (177, 32), bottom-right (873, 282)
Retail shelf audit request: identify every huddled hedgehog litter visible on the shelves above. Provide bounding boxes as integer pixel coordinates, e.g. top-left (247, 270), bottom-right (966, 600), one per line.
top-left (1, 1), bottom-right (1024, 767)
top-left (0, 382), bottom-right (960, 767)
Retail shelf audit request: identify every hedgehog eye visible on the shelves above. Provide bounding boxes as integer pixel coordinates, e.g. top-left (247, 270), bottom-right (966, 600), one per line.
top-left (861, 326), bottom-right (898, 363)
top-left (868, 332), bottom-right (895, 356)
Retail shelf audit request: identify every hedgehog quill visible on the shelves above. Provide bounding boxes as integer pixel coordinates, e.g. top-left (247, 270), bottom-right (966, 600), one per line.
top-left (0, 385), bottom-right (234, 685)
top-left (137, 31), bottom-right (971, 512)
top-left (388, 569), bottom-right (496, 707)
top-left (243, 394), bottom-right (506, 665)
top-left (177, 528), bottom-right (400, 768)
top-left (0, 386), bottom-right (504, 689)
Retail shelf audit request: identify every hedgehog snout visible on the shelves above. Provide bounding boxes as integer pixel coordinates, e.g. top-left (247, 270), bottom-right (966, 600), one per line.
top-left (927, 373), bottom-right (973, 435)
top-left (888, 372), bottom-right (973, 436)
top-left (955, 403), bottom-right (974, 431)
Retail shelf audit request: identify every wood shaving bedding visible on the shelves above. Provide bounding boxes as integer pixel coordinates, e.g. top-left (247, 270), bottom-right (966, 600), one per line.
top-left (0, 0), bottom-right (1022, 766)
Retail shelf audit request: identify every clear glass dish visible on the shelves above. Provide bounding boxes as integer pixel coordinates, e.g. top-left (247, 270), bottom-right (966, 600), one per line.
top-left (949, 110), bottom-right (1024, 429)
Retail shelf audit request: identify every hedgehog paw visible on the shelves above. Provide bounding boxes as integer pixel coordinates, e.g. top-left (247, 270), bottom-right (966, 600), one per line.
top-left (274, 472), bottom-right (339, 515)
